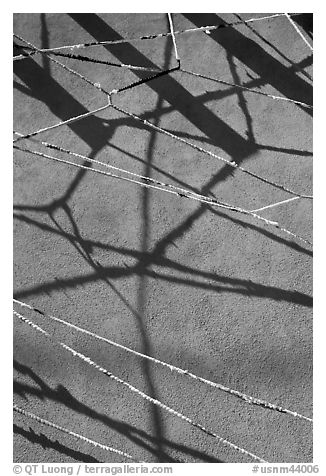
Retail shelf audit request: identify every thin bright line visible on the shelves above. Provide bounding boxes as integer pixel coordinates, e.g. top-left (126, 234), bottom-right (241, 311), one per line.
top-left (13, 404), bottom-right (138, 461)
top-left (13, 33), bottom-right (109, 95)
top-left (13, 103), bottom-right (111, 143)
top-left (13, 45), bottom-right (164, 72)
top-left (13, 132), bottom-right (219, 202)
top-left (284, 13), bottom-right (313, 52)
top-left (111, 103), bottom-right (313, 200)
top-left (180, 68), bottom-right (313, 109)
top-left (27, 14), bottom-right (295, 53)
top-left (14, 309), bottom-right (267, 463)
top-left (13, 143), bottom-right (312, 247)
top-left (12, 144), bottom-right (276, 220)
top-left (168, 13), bottom-right (180, 62)
top-left (13, 298), bottom-right (312, 423)
top-left (251, 196), bottom-right (300, 213)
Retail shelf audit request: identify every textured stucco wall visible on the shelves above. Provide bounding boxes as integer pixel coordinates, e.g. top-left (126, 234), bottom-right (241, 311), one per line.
top-left (13, 13), bottom-right (313, 463)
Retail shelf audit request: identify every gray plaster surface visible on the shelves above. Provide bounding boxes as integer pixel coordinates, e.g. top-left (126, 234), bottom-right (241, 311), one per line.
top-left (13, 13), bottom-right (313, 463)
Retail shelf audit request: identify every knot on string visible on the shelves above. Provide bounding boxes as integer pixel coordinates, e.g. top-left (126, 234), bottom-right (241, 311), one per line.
top-left (108, 89), bottom-right (118, 106)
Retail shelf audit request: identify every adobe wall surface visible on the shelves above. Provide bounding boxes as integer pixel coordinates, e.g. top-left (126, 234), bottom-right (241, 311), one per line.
top-left (13, 13), bottom-right (313, 463)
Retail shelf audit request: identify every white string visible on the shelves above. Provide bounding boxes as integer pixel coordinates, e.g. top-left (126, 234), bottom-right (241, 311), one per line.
top-left (284, 13), bottom-right (313, 52)
top-left (14, 33), bottom-right (181, 100)
top-left (110, 103), bottom-right (312, 200)
top-left (13, 404), bottom-right (139, 461)
top-left (168, 13), bottom-right (180, 62)
top-left (14, 36), bottom-right (312, 201)
top-left (26, 14), bottom-right (297, 53)
top-left (13, 103), bottom-right (110, 143)
top-left (13, 14), bottom-right (312, 463)
top-left (13, 298), bottom-right (312, 423)
top-left (13, 41), bottom-right (180, 150)
top-left (13, 44), bottom-right (164, 73)
top-left (13, 144), bottom-right (218, 204)
top-left (250, 196), bottom-right (300, 213)
top-left (14, 50), bottom-right (37, 61)
top-left (13, 131), bottom-right (226, 203)
top-left (180, 68), bottom-right (313, 109)
top-left (13, 23), bottom-right (312, 249)
top-left (13, 309), bottom-right (267, 463)
top-left (13, 34), bottom-right (110, 96)
top-left (13, 143), bottom-right (312, 246)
